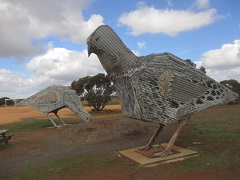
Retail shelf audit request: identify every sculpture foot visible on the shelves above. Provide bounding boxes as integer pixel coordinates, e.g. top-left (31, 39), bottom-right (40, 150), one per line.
top-left (138, 143), bottom-right (164, 152)
top-left (63, 123), bottom-right (73, 127)
top-left (139, 124), bottom-right (165, 151)
top-left (153, 150), bottom-right (172, 157)
top-left (138, 144), bottom-right (153, 151)
top-left (55, 125), bottom-right (62, 128)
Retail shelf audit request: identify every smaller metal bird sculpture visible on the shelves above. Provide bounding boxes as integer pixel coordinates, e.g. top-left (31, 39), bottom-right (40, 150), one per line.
top-left (18, 84), bottom-right (91, 127)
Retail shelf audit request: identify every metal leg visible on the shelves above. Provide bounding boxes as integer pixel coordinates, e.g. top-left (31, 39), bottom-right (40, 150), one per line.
top-left (53, 112), bottom-right (67, 125)
top-left (2, 133), bottom-right (8, 145)
top-left (154, 117), bottom-right (190, 157)
top-left (139, 123), bottom-right (165, 151)
top-left (45, 113), bottom-right (61, 128)
top-left (165, 118), bottom-right (188, 152)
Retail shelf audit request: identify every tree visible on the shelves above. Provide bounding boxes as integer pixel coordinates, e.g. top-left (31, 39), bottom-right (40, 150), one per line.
top-left (199, 66), bottom-right (206, 74)
top-left (71, 73), bottom-right (115, 111)
top-left (185, 59), bottom-right (206, 74)
top-left (184, 59), bottom-right (196, 67)
top-left (220, 79), bottom-right (240, 100)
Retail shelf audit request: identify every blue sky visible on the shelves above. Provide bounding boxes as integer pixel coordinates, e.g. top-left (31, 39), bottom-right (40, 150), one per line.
top-left (0, 0), bottom-right (239, 99)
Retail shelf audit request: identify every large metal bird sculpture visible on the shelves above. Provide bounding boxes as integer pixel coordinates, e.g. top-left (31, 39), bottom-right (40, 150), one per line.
top-left (87, 25), bottom-right (238, 156)
top-left (18, 85), bottom-right (91, 127)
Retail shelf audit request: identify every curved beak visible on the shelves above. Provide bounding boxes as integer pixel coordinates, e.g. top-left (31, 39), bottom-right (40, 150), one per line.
top-left (78, 111), bottom-right (92, 122)
top-left (88, 43), bottom-right (93, 57)
top-left (88, 42), bottom-right (98, 57)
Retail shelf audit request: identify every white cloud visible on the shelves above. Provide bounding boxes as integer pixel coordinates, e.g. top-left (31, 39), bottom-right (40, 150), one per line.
top-left (201, 40), bottom-right (240, 69)
top-left (206, 68), bottom-right (240, 82)
top-left (136, 1), bottom-right (146, 9)
top-left (166, 0), bottom-right (173, 7)
top-left (0, 45), bottom-right (105, 99)
top-left (0, 69), bottom-right (33, 98)
top-left (195, 40), bottom-right (240, 82)
top-left (0, 69), bottom-right (26, 92)
top-left (137, 42), bottom-right (146, 49)
top-left (132, 50), bottom-right (140, 56)
top-left (0, 0), bottom-right (104, 59)
top-left (194, 0), bottom-right (210, 10)
top-left (118, 5), bottom-right (222, 36)
top-left (26, 46), bottom-right (104, 82)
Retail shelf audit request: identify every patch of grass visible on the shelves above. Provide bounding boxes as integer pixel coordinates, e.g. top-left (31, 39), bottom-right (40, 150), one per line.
top-left (171, 104), bottom-right (240, 174)
top-left (172, 144), bottom-right (240, 175)
top-left (0, 120), bottom-right (52, 131)
top-left (193, 126), bottom-right (240, 142)
top-left (9, 156), bottom-right (113, 179)
top-left (191, 104), bottom-right (240, 142)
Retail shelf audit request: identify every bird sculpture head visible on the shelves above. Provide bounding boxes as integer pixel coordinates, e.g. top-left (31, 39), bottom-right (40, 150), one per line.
top-left (87, 25), bottom-right (137, 75)
top-left (73, 97), bottom-right (92, 122)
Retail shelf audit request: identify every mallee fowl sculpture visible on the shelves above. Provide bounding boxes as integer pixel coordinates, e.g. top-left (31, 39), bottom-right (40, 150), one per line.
top-left (87, 25), bottom-right (238, 156)
top-left (18, 85), bottom-right (91, 127)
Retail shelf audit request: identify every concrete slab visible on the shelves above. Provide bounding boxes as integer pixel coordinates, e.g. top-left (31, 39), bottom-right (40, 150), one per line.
top-left (118, 143), bottom-right (198, 167)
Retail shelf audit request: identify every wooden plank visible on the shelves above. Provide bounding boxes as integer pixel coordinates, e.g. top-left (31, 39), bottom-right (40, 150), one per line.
top-left (119, 143), bottom-right (198, 167)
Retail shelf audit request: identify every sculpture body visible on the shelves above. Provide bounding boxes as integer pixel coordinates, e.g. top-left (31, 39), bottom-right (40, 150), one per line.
top-left (18, 84), bottom-right (91, 127)
top-left (88, 25), bottom-right (238, 124)
top-left (88, 25), bottom-right (238, 156)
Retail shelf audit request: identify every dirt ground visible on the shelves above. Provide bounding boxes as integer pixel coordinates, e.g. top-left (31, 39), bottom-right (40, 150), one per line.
top-left (0, 105), bottom-right (121, 125)
top-left (0, 105), bottom-right (239, 179)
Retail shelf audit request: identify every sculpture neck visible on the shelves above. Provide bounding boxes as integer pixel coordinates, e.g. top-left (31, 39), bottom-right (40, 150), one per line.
top-left (95, 49), bottom-right (136, 76)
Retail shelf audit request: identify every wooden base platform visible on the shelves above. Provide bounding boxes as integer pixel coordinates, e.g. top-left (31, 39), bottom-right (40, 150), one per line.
top-left (118, 143), bottom-right (198, 167)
